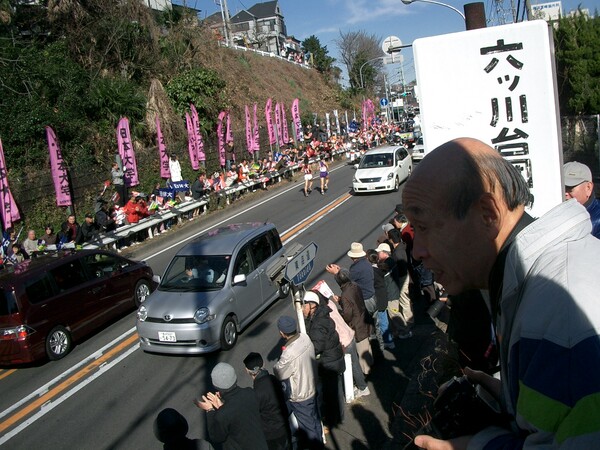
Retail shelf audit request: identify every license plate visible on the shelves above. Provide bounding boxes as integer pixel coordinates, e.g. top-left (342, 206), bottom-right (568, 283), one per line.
top-left (158, 331), bottom-right (176, 342)
top-left (367, 185), bottom-right (375, 190)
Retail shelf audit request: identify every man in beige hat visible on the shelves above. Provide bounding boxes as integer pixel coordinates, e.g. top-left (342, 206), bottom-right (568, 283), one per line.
top-left (563, 161), bottom-right (600, 239)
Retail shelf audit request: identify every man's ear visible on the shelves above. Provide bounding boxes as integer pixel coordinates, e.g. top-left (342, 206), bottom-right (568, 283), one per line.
top-left (478, 192), bottom-right (502, 238)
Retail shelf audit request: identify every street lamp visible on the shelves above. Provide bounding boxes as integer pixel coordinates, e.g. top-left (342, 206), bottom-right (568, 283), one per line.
top-left (359, 56), bottom-right (384, 89)
top-left (401, 0), bottom-right (466, 20)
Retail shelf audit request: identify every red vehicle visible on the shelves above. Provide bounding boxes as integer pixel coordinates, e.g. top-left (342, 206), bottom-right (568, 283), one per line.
top-left (0, 250), bottom-right (157, 365)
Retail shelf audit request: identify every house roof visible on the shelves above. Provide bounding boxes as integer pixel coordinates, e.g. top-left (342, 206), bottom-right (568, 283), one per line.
top-left (230, 9), bottom-right (255, 23)
top-left (203, 11), bottom-right (224, 26)
top-left (247, 1), bottom-right (280, 20)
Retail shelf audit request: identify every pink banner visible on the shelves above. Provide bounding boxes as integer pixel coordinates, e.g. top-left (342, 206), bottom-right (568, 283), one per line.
top-left (191, 104), bottom-right (205, 163)
top-left (265, 98), bottom-right (276, 145)
top-left (217, 111), bottom-right (227, 167)
top-left (226, 112), bottom-right (233, 144)
top-left (281, 102), bottom-right (289, 144)
top-left (186, 112), bottom-right (199, 170)
top-left (252, 103), bottom-right (260, 152)
top-left (245, 105), bottom-right (253, 154)
top-left (45, 127), bottom-right (73, 207)
top-left (156, 116), bottom-right (170, 178)
top-left (275, 102), bottom-right (283, 146)
top-left (0, 138), bottom-right (21, 230)
top-left (291, 98), bottom-right (303, 142)
top-left (116, 117), bottom-right (139, 187)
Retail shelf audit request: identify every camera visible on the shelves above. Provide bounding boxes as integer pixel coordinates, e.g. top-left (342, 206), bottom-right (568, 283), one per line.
top-left (404, 375), bottom-right (508, 449)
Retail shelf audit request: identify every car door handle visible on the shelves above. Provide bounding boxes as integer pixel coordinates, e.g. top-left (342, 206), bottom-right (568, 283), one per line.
top-left (89, 286), bottom-right (104, 295)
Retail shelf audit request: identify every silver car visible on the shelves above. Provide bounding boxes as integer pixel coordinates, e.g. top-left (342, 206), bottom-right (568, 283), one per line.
top-left (136, 223), bottom-right (289, 354)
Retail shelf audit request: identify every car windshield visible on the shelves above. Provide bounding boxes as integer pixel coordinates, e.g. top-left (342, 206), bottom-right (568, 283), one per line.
top-left (160, 255), bottom-right (230, 292)
top-left (358, 154), bottom-right (393, 169)
top-left (417, 137), bottom-right (423, 145)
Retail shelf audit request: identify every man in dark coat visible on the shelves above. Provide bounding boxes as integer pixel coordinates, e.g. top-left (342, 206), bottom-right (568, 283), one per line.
top-left (195, 362), bottom-right (268, 450)
top-left (302, 291), bottom-right (345, 428)
top-left (76, 213), bottom-right (100, 245)
top-left (243, 352), bottom-right (291, 450)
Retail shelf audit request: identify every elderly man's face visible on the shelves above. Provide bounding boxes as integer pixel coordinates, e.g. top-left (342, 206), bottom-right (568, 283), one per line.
top-left (402, 152), bottom-right (498, 295)
top-left (565, 181), bottom-right (593, 205)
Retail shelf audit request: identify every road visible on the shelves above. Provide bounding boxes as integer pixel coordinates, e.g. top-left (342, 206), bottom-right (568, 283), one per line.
top-left (0, 162), bottom-right (408, 449)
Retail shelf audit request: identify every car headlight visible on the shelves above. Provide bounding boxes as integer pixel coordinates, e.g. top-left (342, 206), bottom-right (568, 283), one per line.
top-left (353, 175), bottom-right (358, 183)
top-left (386, 172), bottom-right (394, 180)
top-left (194, 307), bottom-right (215, 324)
top-left (137, 305), bottom-right (147, 322)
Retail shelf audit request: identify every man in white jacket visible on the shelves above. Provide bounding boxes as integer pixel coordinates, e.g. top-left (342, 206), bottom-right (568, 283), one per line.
top-left (402, 137), bottom-right (600, 449)
top-left (273, 315), bottom-right (323, 449)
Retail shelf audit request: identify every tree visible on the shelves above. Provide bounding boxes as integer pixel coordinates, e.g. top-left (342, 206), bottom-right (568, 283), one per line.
top-left (554, 12), bottom-right (600, 115)
top-left (336, 30), bottom-right (383, 92)
top-left (302, 35), bottom-right (335, 74)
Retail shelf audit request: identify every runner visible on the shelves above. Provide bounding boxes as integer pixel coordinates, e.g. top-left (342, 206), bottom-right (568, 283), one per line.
top-left (319, 157), bottom-right (329, 194)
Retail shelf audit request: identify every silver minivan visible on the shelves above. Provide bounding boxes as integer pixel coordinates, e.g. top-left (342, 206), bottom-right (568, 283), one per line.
top-left (136, 222), bottom-right (289, 354)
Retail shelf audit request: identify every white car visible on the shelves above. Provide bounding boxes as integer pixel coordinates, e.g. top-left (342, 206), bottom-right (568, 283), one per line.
top-left (411, 137), bottom-right (425, 162)
top-left (352, 145), bottom-right (412, 194)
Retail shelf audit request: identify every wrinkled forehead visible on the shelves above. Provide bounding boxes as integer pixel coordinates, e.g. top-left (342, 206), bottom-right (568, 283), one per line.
top-left (402, 174), bottom-right (448, 222)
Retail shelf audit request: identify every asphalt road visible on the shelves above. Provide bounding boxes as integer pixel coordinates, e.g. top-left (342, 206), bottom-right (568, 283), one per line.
top-left (0, 161), bottom-right (409, 449)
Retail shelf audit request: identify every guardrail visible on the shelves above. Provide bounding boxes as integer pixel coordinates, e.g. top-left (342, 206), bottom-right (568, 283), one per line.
top-left (80, 162), bottom-right (302, 251)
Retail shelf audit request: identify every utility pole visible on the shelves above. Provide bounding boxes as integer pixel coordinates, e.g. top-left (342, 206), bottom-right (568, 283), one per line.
top-left (219, 0), bottom-right (232, 45)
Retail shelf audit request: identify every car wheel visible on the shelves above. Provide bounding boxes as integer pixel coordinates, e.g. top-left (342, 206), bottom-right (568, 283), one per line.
top-left (394, 177), bottom-right (400, 192)
top-left (46, 326), bottom-right (72, 361)
top-left (220, 316), bottom-right (238, 350)
top-left (278, 282), bottom-right (291, 299)
top-left (134, 279), bottom-right (152, 307)
top-left (408, 165), bottom-right (412, 177)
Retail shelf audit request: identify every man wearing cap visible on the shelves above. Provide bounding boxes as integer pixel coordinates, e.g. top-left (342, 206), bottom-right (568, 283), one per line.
top-left (76, 213), bottom-right (100, 245)
top-left (302, 291), bottom-right (345, 429)
top-left (243, 352), bottom-right (291, 450)
top-left (273, 315), bottom-right (323, 449)
top-left (564, 161), bottom-right (600, 239)
top-left (195, 362), bottom-right (268, 450)
top-left (326, 242), bottom-right (375, 316)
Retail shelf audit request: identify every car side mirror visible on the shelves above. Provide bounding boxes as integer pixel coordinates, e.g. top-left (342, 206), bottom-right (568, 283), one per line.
top-left (233, 274), bottom-right (247, 285)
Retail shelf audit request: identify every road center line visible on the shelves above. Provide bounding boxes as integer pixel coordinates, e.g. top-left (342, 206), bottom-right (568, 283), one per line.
top-left (0, 178), bottom-right (352, 443)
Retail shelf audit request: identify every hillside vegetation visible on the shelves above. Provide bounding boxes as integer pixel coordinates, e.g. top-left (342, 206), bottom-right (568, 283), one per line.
top-left (0, 1), bottom-right (350, 231)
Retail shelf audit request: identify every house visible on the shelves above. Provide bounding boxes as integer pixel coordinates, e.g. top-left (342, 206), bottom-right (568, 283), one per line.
top-left (221, 1), bottom-right (288, 55)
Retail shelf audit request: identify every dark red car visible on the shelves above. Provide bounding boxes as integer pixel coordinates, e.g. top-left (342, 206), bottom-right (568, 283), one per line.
top-left (0, 249), bottom-right (157, 365)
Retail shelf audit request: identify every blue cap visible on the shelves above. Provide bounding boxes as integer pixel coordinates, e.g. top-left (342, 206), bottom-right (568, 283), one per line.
top-left (277, 315), bottom-right (297, 334)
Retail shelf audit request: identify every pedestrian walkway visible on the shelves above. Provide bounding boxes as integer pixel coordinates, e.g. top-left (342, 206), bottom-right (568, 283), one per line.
top-left (324, 293), bottom-right (451, 449)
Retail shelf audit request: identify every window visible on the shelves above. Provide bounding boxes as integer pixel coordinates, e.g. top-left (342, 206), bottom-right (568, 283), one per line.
top-left (234, 248), bottom-right (253, 276)
top-left (0, 288), bottom-right (19, 315)
top-left (24, 274), bottom-right (56, 304)
top-left (251, 234), bottom-right (273, 267)
top-left (51, 260), bottom-right (88, 292)
top-left (82, 253), bottom-right (124, 279)
top-left (233, 22), bottom-right (249, 32)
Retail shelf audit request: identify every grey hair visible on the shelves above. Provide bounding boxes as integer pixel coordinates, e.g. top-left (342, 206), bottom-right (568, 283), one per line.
top-left (449, 152), bottom-right (532, 219)
top-left (334, 268), bottom-right (352, 285)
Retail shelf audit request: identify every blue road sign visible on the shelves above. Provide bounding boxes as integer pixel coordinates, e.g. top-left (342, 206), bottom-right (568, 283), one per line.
top-left (380, 98), bottom-right (389, 107)
top-left (285, 242), bottom-right (318, 286)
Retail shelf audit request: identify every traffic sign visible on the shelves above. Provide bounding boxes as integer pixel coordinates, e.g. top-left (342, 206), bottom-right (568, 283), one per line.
top-left (284, 242), bottom-right (318, 286)
top-left (380, 98), bottom-right (389, 107)
top-left (382, 36), bottom-right (402, 54)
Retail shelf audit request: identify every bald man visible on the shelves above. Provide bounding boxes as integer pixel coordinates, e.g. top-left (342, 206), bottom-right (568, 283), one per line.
top-left (402, 138), bottom-right (600, 449)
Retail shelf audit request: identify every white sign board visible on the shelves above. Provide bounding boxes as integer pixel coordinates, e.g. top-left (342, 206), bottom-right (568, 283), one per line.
top-left (531, 1), bottom-right (562, 21)
top-left (414, 20), bottom-right (563, 218)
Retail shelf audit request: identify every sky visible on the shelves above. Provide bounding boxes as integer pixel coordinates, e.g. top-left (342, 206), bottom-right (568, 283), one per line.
top-left (179, 0), bottom-right (600, 87)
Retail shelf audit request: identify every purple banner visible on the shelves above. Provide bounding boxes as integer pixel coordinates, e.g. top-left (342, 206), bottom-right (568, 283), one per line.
top-left (186, 112), bottom-right (199, 170)
top-left (45, 126), bottom-right (73, 207)
top-left (291, 98), bottom-right (303, 143)
top-left (265, 98), bottom-right (276, 145)
top-left (252, 103), bottom-right (260, 152)
top-left (217, 111), bottom-right (227, 167)
top-left (191, 104), bottom-right (205, 163)
top-left (0, 138), bottom-right (21, 229)
top-left (116, 117), bottom-right (139, 187)
top-left (156, 116), bottom-right (170, 178)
